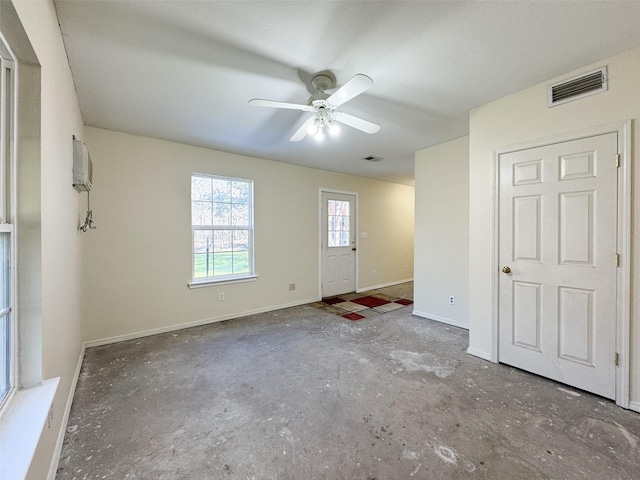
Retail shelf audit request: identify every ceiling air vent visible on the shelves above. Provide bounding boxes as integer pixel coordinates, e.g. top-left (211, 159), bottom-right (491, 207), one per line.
top-left (548, 67), bottom-right (607, 107)
top-left (362, 155), bottom-right (383, 162)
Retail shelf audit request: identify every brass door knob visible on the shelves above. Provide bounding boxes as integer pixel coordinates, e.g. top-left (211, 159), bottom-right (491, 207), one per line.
top-left (502, 266), bottom-right (511, 274)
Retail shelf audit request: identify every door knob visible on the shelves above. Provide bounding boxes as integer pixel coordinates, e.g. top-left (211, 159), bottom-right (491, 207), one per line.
top-left (502, 266), bottom-right (511, 274)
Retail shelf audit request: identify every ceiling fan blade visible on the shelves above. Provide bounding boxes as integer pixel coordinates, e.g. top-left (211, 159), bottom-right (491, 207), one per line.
top-left (326, 74), bottom-right (373, 107)
top-left (249, 98), bottom-right (313, 112)
top-left (290, 116), bottom-right (315, 142)
top-left (333, 112), bottom-right (380, 134)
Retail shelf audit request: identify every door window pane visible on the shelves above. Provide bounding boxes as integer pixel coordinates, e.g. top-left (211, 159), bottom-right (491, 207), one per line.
top-left (328, 200), bottom-right (350, 247)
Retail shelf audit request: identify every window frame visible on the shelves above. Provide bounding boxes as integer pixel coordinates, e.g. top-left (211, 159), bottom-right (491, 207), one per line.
top-left (189, 173), bottom-right (256, 288)
top-left (0, 33), bottom-right (16, 412)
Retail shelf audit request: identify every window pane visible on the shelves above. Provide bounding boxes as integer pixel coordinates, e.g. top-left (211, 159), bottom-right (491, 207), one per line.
top-left (192, 201), bottom-right (212, 225)
top-left (212, 179), bottom-right (231, 203)
top-left (0, 314), bottom-right (8, 399)
top-left (328, 231), bottom-right (337, 247)
top-left (191, 176), bottom-right (212, 201)
top-left (0, 232), bottom-right (8, 311)
top-left (193, 253), bottom-right (209, 278)
top-left (327, 199), bottom-right (350, 247)
top-left (193, 230), bottom-right (213, 254)
top-left (231, 204), bottom-right (249, 226)
top-left (232, 252), bottom-right (249, 274)
top-left (213, 252), bottom-right (233, 276)
top-left (214, 230), bottom-right (232, 252)
top-left (231, 181), bottom-right (249, 204)
top-left (212, 203), bottom-right (231, 226)
top-left (233, 230), bottom-right (249, 251)
top-left (0, 232), bottom-right (11, 399)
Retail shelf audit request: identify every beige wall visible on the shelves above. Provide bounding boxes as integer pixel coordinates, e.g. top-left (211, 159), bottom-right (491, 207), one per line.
top-left (414, 136), bottom-right (469, 328)
top-left (12, 0), bottom-right (87, 478)
top-left (82, 127), bottom-right (414, 343)
top-left (468, 47), bottom-right (640, 408)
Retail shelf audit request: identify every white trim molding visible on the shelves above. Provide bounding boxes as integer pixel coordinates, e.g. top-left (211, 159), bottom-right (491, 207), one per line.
top-left (356, 278), bottom-right (414, 293)
top-left (412, 310), bottom-right (468, 330)
top-left (84, 297), bottom-right (318, 348)
top-left (467, 347), bottom-right (492, 362)
top-left (491, 120), bottom-right (632, 409)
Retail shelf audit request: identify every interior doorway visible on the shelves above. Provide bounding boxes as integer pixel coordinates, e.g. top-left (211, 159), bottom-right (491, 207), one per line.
top-left (495, 125), bottom-right (630, 405)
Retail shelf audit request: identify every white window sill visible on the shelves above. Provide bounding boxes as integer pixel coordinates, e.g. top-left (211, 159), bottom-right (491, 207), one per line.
top-left (188, 274), bottom-right (258, 289)
top-left (0, 377), bottom-right (59, 480)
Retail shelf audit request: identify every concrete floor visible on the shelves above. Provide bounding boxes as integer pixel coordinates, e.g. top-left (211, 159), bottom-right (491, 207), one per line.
top-left (57, 283), bottom-right (640, 479)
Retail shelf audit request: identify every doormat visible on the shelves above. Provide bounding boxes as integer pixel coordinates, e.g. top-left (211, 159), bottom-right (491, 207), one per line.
top-left (309, 292), bottom-right (413, 321)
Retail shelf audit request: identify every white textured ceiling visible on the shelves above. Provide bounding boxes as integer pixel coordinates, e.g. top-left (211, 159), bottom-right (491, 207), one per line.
top-left (54, 1), bottom-right (640, 185)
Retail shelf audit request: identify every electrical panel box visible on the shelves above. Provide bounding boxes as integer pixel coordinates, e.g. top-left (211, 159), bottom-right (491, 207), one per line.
top-left (72, 138), bottom-right (93, 192)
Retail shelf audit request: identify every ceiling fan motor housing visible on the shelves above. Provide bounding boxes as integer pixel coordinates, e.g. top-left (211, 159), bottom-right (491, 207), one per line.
top-left (311, 74), bottom-right (333, 92)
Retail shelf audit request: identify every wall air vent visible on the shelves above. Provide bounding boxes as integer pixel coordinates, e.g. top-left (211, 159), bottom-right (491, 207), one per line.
top-left (548, 66), bottom-right (607, 107)
top-left (362, 155), bottom-right (383, 162)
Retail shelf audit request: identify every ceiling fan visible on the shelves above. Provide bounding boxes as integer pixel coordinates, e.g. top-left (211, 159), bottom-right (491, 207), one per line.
top-left (249, 73), bottom-right (380, 142)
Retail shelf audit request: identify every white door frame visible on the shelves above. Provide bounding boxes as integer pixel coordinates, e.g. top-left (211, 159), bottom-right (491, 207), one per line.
top-left (490, 120), bottom-right (631, 408)
top-left (318, 188), bottom-right (359, 299)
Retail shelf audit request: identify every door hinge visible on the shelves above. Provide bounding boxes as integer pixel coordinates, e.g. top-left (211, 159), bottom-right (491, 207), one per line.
top-left (614, 352), bottom-right (619, 366)
top-left (616, 154), bottom-right (620, 167)
top-left (615, 253), bottom-right (620, 267)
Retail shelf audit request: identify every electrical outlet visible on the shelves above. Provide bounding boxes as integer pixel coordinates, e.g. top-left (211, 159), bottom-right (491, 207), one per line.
top-left (218, 292), bottom-right (224, 301)
top-left (448, 295), bottom-right (455, 305)
top-left (289, 283), bottom-right (296, 291)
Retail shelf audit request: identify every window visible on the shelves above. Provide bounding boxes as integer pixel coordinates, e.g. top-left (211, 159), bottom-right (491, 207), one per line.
top-left (327, 199), bottom-right (350, 247)
top-left (0, 38), bottom-right (15, 409)
top-left (191, 174), bottom-right (254, 283)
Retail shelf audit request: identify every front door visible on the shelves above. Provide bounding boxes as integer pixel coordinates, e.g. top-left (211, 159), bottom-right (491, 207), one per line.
top-left (321, 191), bottom-right (356, 297)
top-left (498, 133), bottom-right (618, 399)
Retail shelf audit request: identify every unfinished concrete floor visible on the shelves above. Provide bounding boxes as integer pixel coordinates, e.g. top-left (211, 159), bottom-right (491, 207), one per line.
top-left (57, 283), bottom-right (640, 479)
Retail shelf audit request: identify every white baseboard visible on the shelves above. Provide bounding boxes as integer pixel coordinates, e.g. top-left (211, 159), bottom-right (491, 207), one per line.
top-left (467, 347), bottom-right (493, 362)
top-left (47, 343), bottom-right (86, 480)
top-left (85, 297), bottom-right (319, 348)
top-left (629, 401), bottom-right (640, 413)
top-left (412, 310), bottom-right (469, 330)
top-left (357, 278), bottom-right (413, 293)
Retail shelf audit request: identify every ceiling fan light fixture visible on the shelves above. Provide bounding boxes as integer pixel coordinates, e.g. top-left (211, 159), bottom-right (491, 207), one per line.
top-left (250, 73), bottom-right (379, 142)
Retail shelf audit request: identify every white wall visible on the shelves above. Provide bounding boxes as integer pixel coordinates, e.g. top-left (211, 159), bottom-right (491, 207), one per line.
top-left (11, 0), bottom-right (86, 478)
top-left (82, 127), bottom-right (414, 343)
top-left (414, 136), bottom-right (469, 328)
top-left (468, 47), bottom-right (640, 408)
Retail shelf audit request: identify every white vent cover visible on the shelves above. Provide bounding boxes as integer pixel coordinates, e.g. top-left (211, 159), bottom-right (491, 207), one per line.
top-left (548, 67), bottom-right (607, 107)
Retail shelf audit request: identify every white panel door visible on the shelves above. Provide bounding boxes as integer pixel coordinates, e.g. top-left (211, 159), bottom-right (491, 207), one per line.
top-left (321, 192), bottom-right (356, 297)
top-left (498, 133), bottom-right (618, 399)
